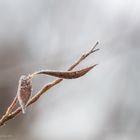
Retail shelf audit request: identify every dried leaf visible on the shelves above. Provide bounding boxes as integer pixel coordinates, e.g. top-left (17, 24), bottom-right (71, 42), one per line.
top-left (17, 75), bottom-right (32, 114)
top-left (34, 64), bottom-right (97, 79)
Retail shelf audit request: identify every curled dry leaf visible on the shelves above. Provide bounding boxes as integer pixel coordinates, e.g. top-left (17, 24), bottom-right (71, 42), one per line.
top-left (17, 75), bottom-right (32, 114)
top-left (34, 64), bottom-right (97, 79)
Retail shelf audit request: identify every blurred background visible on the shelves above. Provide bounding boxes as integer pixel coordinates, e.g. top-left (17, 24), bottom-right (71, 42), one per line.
top-left (0, 0), bottom-right (140, 139)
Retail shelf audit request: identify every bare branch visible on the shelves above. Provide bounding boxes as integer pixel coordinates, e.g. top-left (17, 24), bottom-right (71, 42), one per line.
top-left (0, 42), bottom-right (99, 127)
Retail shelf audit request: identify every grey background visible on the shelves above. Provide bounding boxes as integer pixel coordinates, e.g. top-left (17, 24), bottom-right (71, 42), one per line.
top-left (0, 0), bottom-right (140, 139)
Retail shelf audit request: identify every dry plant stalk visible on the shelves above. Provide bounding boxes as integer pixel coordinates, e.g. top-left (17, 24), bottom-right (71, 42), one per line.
top-left (0, 42), bottom-right (99, 127)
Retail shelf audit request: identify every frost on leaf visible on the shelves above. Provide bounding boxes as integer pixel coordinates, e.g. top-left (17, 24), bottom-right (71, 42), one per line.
top-left (17, 75), bottom-right (32, 114)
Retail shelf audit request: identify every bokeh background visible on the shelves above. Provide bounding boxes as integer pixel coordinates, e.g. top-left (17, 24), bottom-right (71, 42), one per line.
top-left (0, 0), bottom-right (140, 140)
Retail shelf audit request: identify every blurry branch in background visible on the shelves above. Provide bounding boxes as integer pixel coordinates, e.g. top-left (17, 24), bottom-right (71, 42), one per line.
top-left (0, 42), bottom-right (99, 127)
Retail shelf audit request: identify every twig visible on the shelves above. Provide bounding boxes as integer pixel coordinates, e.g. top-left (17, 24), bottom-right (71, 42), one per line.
top-left (5, 96), bottom-right (18, 116)
top-left (0, 42), bottom-right (99, 127)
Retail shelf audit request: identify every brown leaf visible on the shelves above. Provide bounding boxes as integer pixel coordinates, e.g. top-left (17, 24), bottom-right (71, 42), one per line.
top-left (35, 64), bottom-right (97, 79)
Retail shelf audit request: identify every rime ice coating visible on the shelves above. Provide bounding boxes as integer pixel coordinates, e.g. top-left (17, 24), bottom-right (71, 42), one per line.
top-left (17, 75), bottom-right (32, 114)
